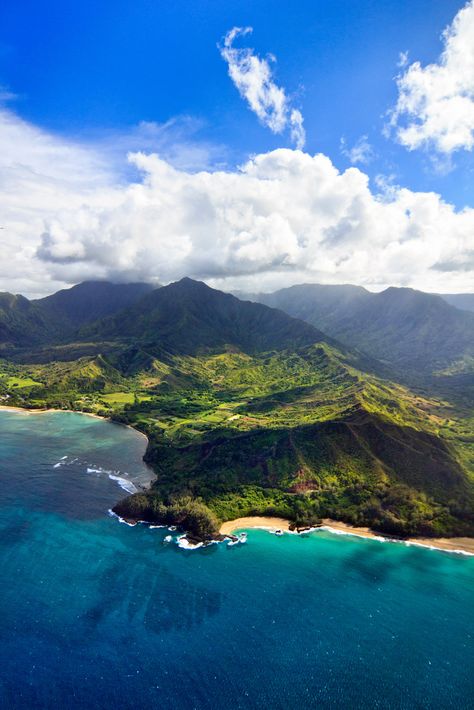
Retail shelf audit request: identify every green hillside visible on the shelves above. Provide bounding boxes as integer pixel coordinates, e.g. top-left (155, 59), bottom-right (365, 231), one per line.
top-left (0, 293), bottom-right (53, 348)
top-left (82, 277), bottom-right (329, 355)
top-left (1, 278), bottom-right (472, 542)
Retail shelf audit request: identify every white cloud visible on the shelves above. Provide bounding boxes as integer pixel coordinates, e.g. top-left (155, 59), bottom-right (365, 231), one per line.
top-left (289, 109), bottom-right (305, 151)
top-left (397, 51), bottom-right (409, 69)
top-left (1, 107), bottom-right (474, 297)
top-left (97, 116), bottom-right (229, 174)
top-left (340, 135), bottom-right (374, 165)
top-left (219, 27), bottom-right (306, 149)
top-left (390, 0), bottom-right (474, 153)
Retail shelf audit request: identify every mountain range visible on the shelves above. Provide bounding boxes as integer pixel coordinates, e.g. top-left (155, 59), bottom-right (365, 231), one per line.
top-left (0, 278), bottom-right (473, 541)
top-left (2, 278), bottom-right (473, 375)
top-left (247, 284), bottom-right (474, 376)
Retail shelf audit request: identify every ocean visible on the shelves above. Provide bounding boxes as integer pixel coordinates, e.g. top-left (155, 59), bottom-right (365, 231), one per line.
top-left (0, 410), bottom-right (473, 709)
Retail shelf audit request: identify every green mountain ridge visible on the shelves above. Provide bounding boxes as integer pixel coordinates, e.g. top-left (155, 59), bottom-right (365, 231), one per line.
top-left (0, 280), bottom-right (154, 348)
top-left (251, 283), bottom-right (474, 376)
top-left (0, 293), bottom-right (52, 348)
top-left (80, 277), bottom-right (331, 356)
top-left (34, 280), bottom-right (154, 330)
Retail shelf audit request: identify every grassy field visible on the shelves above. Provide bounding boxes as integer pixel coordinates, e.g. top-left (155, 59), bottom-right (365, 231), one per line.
top-left (101, 392), bottom-right (152, 405)
top-left (3, 375), bottom-right (43, 389)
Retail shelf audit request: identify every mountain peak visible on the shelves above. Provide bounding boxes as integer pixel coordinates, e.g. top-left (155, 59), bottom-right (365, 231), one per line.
top-left (84, 278), bottom-right (328, 356)
top-left (168, 277), bottom-right (211, 291)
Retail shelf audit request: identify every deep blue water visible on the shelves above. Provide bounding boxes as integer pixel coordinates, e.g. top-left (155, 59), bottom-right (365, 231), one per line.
top-left (0, 410), bottom-right (473, 709)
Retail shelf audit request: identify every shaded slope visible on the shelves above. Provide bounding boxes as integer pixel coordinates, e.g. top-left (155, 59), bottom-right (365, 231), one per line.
top-left (0, 281), bottom-right (155, 349)
top-left (35, 280), bottom-right (154, 329)
top-left (254, 283), bottom-right (371, 334)
top-left (440, 293), bottom-right (474, 313)
top-left (254, 284), bottom-right (474, 374)
top-left (83, 277), bottom-right (331, 355)
top-left (0, 293), bottom-right (52, 347)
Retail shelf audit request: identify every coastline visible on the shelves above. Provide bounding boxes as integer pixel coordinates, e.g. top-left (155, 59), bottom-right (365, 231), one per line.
top-left (0, 403), bottom-right (105, 421)
top-left (2, 405), bottom-right (472, 555)
top-left (0, 404), bottom-right (149, 442)
top-left (220, 517), bottom-right (292, 535)
top-left (219, 516), bottom-right (474, 555)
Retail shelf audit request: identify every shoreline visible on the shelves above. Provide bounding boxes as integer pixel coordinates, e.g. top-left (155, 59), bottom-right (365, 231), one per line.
top-left (0, 404), bottom-right (149, 442)
top-left (219, 516), bottom-right (474, 555)
top-left (0, 403), bottom-right (105, 421)
top-left (220, 517), bottom-right (291, 535)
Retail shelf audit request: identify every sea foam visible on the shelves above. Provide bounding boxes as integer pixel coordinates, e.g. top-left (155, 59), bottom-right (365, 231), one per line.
top-left (177, 535), bottom-right (203, 549)
top-left (86, 466), bottom-right (138, 494)
top-left (108, 474), bottom-right (138, 494)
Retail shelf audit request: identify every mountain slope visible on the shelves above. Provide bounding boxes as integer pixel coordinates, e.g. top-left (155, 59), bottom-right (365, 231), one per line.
top-left (1, 277), bottom-right (473, 541)
top-left (0, 293), bottom-right (52, 347)
top-left (109, 343), bottom-right (474, 539)
top-left (0, 280), bottom-right (155, 349)
top-left (34, 280), bottom-right (154, 330)
top-left (252, 283), bottom-right (371, 334)
top-left (253, 284), bottom-right (474, 375)
top-left (440, 293), bottom-right (474, 313)
top-left (83, 277), bottom-right (331, 356)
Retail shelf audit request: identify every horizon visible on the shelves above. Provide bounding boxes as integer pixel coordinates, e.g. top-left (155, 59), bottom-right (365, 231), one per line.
top-left (3, 276), bottom-right (473, 301)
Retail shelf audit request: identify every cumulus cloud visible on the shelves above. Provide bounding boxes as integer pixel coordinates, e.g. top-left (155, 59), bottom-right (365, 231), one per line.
top-left (219, 27), bottom-right (306, 149)
top-left (390, 0), bottom-right (474, 153)
top-left (1, 107), bottom-right (474, 297)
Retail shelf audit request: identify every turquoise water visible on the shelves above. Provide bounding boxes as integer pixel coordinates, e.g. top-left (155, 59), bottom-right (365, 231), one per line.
top-left (1, 411), bottom-right (473, 709)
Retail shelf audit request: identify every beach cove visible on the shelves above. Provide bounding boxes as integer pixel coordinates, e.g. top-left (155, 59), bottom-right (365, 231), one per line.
top-left (220, 517), bottom-right (474, 555)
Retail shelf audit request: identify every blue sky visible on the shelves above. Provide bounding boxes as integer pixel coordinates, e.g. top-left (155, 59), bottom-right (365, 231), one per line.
top-left (0, 0), bottom-right (473, 296)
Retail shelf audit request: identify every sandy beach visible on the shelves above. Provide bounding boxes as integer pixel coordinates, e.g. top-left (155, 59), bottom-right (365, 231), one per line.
top-left (220, 517), bottom-right (292, 535)
top-left (219, 516), bottom-right (474, 555)
top-left (0, 404), bottom-right (105, 420)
